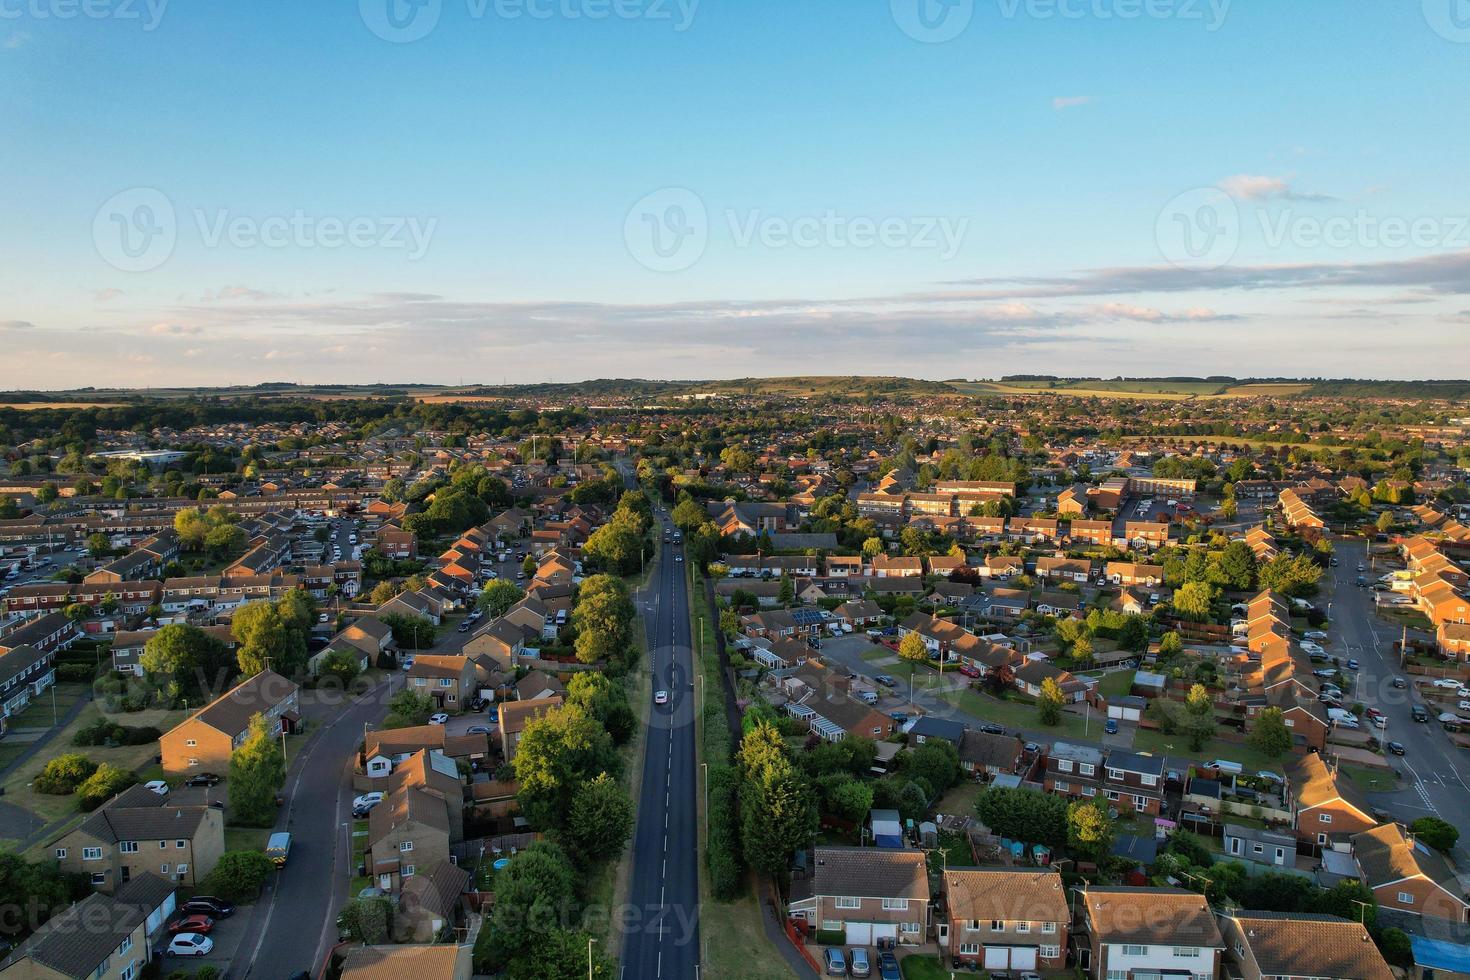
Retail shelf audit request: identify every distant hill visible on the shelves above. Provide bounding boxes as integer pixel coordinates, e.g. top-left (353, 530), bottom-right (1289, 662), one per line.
top-left (950, 377), bottom-right (1470, 401)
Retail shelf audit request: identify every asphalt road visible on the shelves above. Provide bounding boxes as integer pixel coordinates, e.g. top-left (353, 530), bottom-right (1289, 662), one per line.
top-left (1326, 536), bottom-right (1470, 856)
top-left (620, 472), bottom-right (701, 980)
top-left (236, 675), bottom-right (394, 978)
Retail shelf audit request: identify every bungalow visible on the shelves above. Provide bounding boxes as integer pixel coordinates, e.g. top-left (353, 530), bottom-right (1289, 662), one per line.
top-left (870, 555), bottom-right (923, 578)
top-left (1105, 561), bottom-right (1164, 587)
top-left (1222, 824), bottom-right (1297, 869)
top-left (980, 554), bottom-right (1025, 579)
top-left (832, 599), bottom-right (882, 627)
top-left (824, 555), bottom-right (864, 578)
top-left (1013, 659), bottom-right (1087, 703)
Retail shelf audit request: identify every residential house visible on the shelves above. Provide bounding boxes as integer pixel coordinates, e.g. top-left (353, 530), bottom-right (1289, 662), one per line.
top-left (0, 875), bottom-right (174, 980)
top-left (1102, 750), bottom-right (1165, 815)
top-left (498, 696), bottom-right (562, 762)
top-left (1222, 824), bottom-right (1297, 870)
top-left (1288, 754), bottom-right (1377, 847)
top-left (1043, 742), bottom-right (1104, 801)
top-left (787, 846), bottom-right (929, 946)
top-left (957, 730), bottom-right (1023, 778)
top-left (1218, 911), bottom-right (1393, 980)
top-left (1079, 886), bottom-right (1223, 980)
top-left (407, 655), bottom-right (477, 712)
top-left (338, 943), bottom-right (472, 980)
top-left (941, 868), bottom-right (1069, 973)
top-left (0, 643), bottom-right (56, 735)
top-left (49, 784), bottom-right (225, 891)
top-left (1352, 823), bottom-right (1470, 924)
top-left (158, 669), bottom-right (300, 776)
top-left (1105, 562), bottom-right (1165, 587)
top-left (366, 786), bottom-right (452, 894)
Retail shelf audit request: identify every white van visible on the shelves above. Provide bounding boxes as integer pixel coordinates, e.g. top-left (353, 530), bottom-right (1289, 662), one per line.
top-left (1206, 759), bottom-right (1243, 775)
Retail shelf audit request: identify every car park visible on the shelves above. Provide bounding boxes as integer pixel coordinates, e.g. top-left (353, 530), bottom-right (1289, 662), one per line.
top-left (167, 934), bottom-right (214, 956)
top-left (428, 712), bottom-right (449, 725)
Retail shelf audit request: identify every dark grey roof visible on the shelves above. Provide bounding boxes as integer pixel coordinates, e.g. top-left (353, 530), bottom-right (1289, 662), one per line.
top-left (1106, 749), bottom-right (1164, 775)
top-left (0, 890), bottom-right (146, 977)
top-left (909, 716), bottom-right (966, 745)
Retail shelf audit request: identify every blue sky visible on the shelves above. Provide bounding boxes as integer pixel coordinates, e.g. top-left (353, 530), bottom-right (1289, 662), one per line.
top-left (3, 0), bottom-right (1469, 386)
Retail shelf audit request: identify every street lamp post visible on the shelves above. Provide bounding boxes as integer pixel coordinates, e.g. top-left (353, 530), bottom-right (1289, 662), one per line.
top-left (587, 936), bottom-right (597, 980)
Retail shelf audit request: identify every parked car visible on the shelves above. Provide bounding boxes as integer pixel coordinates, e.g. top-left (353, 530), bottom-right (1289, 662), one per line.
top-left (144, 780), bottom-right (169, 795)
top-left (1388, 741), bottom-right (1406, 755)
top-left (179, 897), bottom-right (235, 919)
top-left (878, 951), bottom-right (901, 980)
top-left (168, 915), bottom-right (214, 935)
top-left (1433, 678), bottom-right (1462, 689)
top-left (874, 675), bottom-right (896, 687)
top-left (167, 934), bottom-right (214, 956)
top-left (849, 948), bottom-right (871, 978)
top-left (353, 792), bottom-right (384, 812)
top-left (428, 713), bottom-right (449, 725)
top-left (1393, 677), bottom-right (1408, 689)
top-left (183, 772), bottom-right (222, 788)
top-left (958, 664), bottom-right (980, 678)
top-left (824, 948), bottom-right (848, 977)
top-left (979, 723), bottom-right (1005, 735)
top-left (467, 725), bottom-right (492, 735)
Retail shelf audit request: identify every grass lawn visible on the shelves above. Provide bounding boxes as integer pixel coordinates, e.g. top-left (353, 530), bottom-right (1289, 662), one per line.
top-left (900, 955), bottom-right (982, 979)
top-left (927, 829), bottom-right (972, 874)
top-left (2, 701), bottom-right (188, 825)
top-left (704, 889), bottom-right (797, 980)
top-left (348, 818), bottom-right (372, 895)
top-left (936, 780), bottom-right (983, 820)
top-left (1129, 729), bottom-right (1285, 774)
top-left (4, 683), bottom-right (89, 730)
top-left (1342, 765), bottom-right (1401, 795)
top-left (1093, 669), bottom-right (1137, 699)
top-left (949, 688), bottom-right (1089, 740)
top-left (225, 825), bottom-right (273, 854)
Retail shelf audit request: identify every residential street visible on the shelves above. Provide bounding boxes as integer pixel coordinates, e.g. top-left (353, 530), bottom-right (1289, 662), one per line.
top-left (620, 471), bottom-right (701, 980)
top-left (1327, 537), bottom-right (1470, 861)
top-left (235, 675), bottom-right (393, 978)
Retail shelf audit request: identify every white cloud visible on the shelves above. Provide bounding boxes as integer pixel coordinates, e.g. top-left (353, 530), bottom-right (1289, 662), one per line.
top-left (149, 322), bottom-right (201, 335)
top-left (1052, 95), bottom-right (1095, 111)
top-left (1218, 174), bottom-right (1333, 202)
top-left (94, 288), bottom-right (124, 302)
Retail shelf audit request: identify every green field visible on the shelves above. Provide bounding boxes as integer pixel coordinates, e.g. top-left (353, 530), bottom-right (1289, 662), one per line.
top-left (950, 379), bottom-right (1313, 400)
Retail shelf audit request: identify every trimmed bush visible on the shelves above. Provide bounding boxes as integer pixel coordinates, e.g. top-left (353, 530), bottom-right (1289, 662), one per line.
top-left (76, 764), bottom-right (137, 811)
top-left (197, 850), bottom-right (275, 902)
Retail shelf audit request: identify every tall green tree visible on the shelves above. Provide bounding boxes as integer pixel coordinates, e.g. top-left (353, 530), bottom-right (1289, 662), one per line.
top-left (478, 580), bottom-right (526, 618)
top-left (232, 600), bottom-right (308, 678)
top-left (479, 842), bottom-right (580, 970)
top-left (1067, 798), bottom-right (1115, 859)
top-left (565, 772), bottom-right (634, 864)
top-left (1038, 677), bottom-right (1065, 726)
top-left (513, 705), bottom-right (620, 832)
top-left (140, 624), bottom-right (235, 701)
top-left (229, 713), bottom-right (287, 826)
top-left (1249, 707), bottom-right (1293, 758)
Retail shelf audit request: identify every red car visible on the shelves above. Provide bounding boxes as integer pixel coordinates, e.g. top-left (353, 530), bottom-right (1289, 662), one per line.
top-left (168, 914), bottom-right (214, 935)
top-left (1365, 707), bottom-right (1385, 721)
top-left (958, 664), bottom-right (981, 678)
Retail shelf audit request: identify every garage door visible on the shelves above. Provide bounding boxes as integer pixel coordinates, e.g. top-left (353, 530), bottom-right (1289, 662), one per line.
top-left (984, 948), bottom-right (1010, 971)
top-left (845, 923), bottom-right (872, 946)
top-left (1011, 948), bottom-right (1038, 970)
top-left (872, 924), bottom-right (897, 943)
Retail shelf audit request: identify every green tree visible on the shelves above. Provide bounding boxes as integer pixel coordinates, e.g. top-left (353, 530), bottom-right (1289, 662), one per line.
top-left (317, 648), bottom-right (362, 685)
top-left (384, 687), bottom-right (435, 728)
top-left (1173, 581), bottom-right (1217, 622)
top-left (1186, 683), bottom-right (1213, 716)
top-left (140, 624), bottom-right (235, 702)
top-left (1215, 541), bottom-right (1257, 590)
top-left (738, 722), bottom-right (816, 887)
top-left (507, 930), bottom-right (616, 980)
top-left (1249, 707), bottom-right (1293, 758)
top-left (1409, 816), bottom-right (1459, 852)
top-left (478, 580), bottom-right (526, 619)
top-left (513, 705), bottom-right (620, 832)
top-left (1159, 630), bottom-right (1183, 657)
top-left (232, 599), bottom-right (308, 678)
top-left (63, 603), bottom-right (92, 625)
top-left (479, 842), bottom-right (580, 970)
top-left (85, 532), bottom-right (112, 558)
top-left (1376, 510), bottom-right (1394, 533)
top-left (1067, 798), bottom-right (1115, 859)
top-left (199, 850), bottom-right (276, 902)
top-left (76, 764), bottom-right (137, 811)
top-left (974, 787), bottom-right (1068, 847)
top-left (338, 896), bottom-right (394, 943)
top-left (1038, 676), bottom-right (1064, 726)
top-left (1258, 552), bottom-right (1323, 598)
top-left (565, 772), bottom-right (634, 864)
top-left (379, 612), bottom-right (437, 650)
top-left (228, 713), bottom-right (286, 826)
top-left (903, 740), bottom-right (961, 795)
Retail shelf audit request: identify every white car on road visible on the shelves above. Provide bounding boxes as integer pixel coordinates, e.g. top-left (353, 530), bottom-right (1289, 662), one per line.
top-left (428, 713), bottom-right (449, 725)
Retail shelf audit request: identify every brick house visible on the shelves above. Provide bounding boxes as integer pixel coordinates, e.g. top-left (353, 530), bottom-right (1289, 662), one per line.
top-left (406, 654), bottom-right (477, 712)
top-left (1218, 911), bottom-right (1393, 980)
top-left (1079, 886), bottom-right (1223, 980)
top-left (787, 846), bottom-right (929, 946)
top-left (49, 784), bottom-right (225, 892)
top-left (941, 868), bottom-right (1068, 973)
top-left (159, 669), bottom-right (300, 777)
top-left (1352, 823), bottom-right (1470, 924)
top-left (1288, 754), bottom-right (1377, 847)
